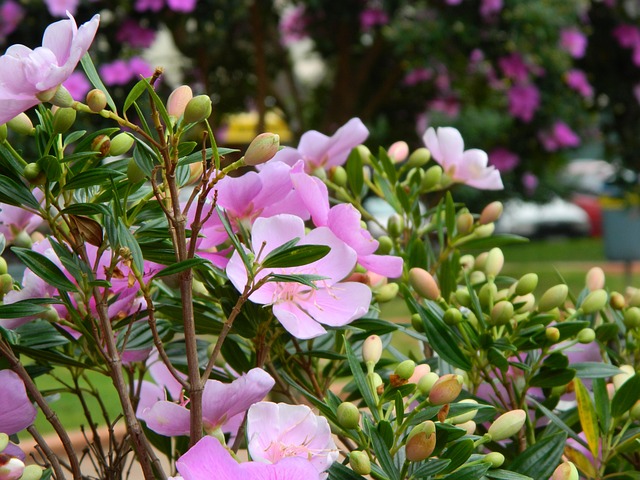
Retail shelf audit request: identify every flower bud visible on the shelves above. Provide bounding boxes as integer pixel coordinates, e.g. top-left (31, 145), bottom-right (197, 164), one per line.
top-left (580, 289), bottom-right (608, 314)
top-left (371, 372), bottom-right (384, 393)
top-left (454, 288), bottom-right (471, 307)
top-left (538, 284), bottom-right (568, 312)
top-left (406, 421), bottom-right (436, 462)
top-left (630, 400), bottom-right (640, 420)
top-left (449, 399), bottom-right (479, 424)
top-left (127, 159), bottom-right (146, 184)
top-left (628, 287), bottom-right (640, 307)
top-left (545, 327), bottom-right (560, 342)
top-left (470, 270), bottom-right (486, 285)
top-left (409, 268), bottom-right (440, 300)
top-left (0, 123), bottom-right (6, 142)
top-left (485, 247), bottom-right (504, 278)
top-left (487, 409), bottom-right (526, 441)
top-left (388, 141), bottom-right (409, 163)
top-left (20, 465), bottom-right (43, 480)
top-left (577, 328), bottom-right (596, 344)
top-left (337, 402), bottom-right (360, 430)
top-left (349, 451), bottom-right (371, 475)
top-left (458, 420), bottom-right (476, 435)
top-left (610, 291), bottom-right (626, 310)
top-left (50, 85), bottom-right (75, 107)
top-left (551, 461), bottom-right (579, 480)
top-left (407, 147), bottom-right (431, 168)
top-left (374, 236), bottom-right (392, 256)
top-left (490, 301), bottom-right (514, 326)
top-left (331, 166), bottom-right (348, 187)
top-left (167, 85), bottom-right (193, 118)
top-left (0, 258), bottom-right (6, 276)
top-left (395, 360), bottom-right (416, 380)
top-left (23, 163), bottom-right (46, 185)
top-left (0, 454), bottom-right (25, 480)
top-left (86, 89), bottom-right (108, 112)
top-left (91, 134), bottom-right (111, 157)
top-left (443, 307), bottom-right (463, 325)
top-left (7, 113), bottom-right (34, 136)
top-left (0, 273), bottom-right (13, 295)
top-left (479, 201), bottom-right (503, 225)
top-left (418, 372), bottom-right (439, 395)
top-left (474, 223), bottom-right (495, 238)
top-left (456, 212), bottom-right (474, 236)
top-left (460, 254), bottom-right (475, 271)
top-left (586, 267), bottom-right (605, 291)
top-left (429, 374), bottom-right (463, 405)
top-left (109, 133), bottom-right (135, 157)
top-left (514, 293), bottom-right (535, 313)
top-left (613, 365), bottom-right (635, 390)
top-left (0, 433), bottom-right (8, 452)
top-left (624, 307), bottom-right (640, 329)
top-left (52, 107), bottom-right (76, 134)
top-left (408, 364), bottom-right (431, 384)
top-left (387, 214), bottom-right (404, 237)
top-left (374, 282), bottom-right (399, 303)
top-left (245, 132), bottom-right (280, 166)
top-left (362, 335), bottom-right (383, 366)
top-left (485, 452), bottom-right (505, 468)
top-left (479, 282), bottom-right (497, 309)
top-left (411, 313), bottom-right (424, 332)
top-left (421, 165), bottom-right (442, 191)
top-left (515, 273), bottom-right (538, 296)
top-left (183, 94), bottom-right (212, 124)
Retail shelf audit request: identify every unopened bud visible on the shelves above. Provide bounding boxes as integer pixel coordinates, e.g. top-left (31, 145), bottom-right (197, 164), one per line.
top-left (458, 420), bottom-right (476, 435)
top-left (485, 247), bottom-right (504, 278)
top-left (577, 328), bottom-right (596, 344)
top-left (454, 288), bottom-right (471, 307)
top-left (444, 308), bottom-right (463, 325)
top-left (406, 421), bottom-right (436, 462)
top-left (407, 147), bottom-right (431, 168)
top-left (387, 214), bottom-right (404, 237)
top-left (109, 133), bottom-right (134, 156)
top-left (49, 85), bottom-right (74, 107)
top-left (337, 402), bottom-right (360, 430)
top-left (479, 282), bottom-right (498, 309)
top-left (7, 113), bottom-right (34, 136)
top-left (421, 164), bottom-right (442, 191)
top-left (449, 399), bottom-right (479, 424)
top-left (624, 307), bottom-right (640, 329)
top-left (631, 400), bottom-right (640, 420)
top-left (456, 212), bottom-right (474, 236)
top-left (586, 267), bottom-right (605, 291)
top-left (349, 451), bottom-right (371, 475)
top-left (479, 201), bottom-right (503, 225)
top-left (551, 461), bottom-right (579, 480)
top-left (23, 163), bottom-right (46, 185)
top-left (362, 335), bottom-right (383, 366)
top-left (0, 258), bottom-right (6, 276)
top-left (490, 301), bottom-right (514, 326)
top-left (429, 374), bottom-right (463, 405)
top-left (514, 293), bottom-right (535, 313)
top-left (395, 360), bottom-right (416, 380)
top-left (376, 236), bottom-right (393, 255)
top-left (546, 327), bottom-right (560, 342)
top-left (374, 282), bottom-right (399, 303)
top-left (331, 166), bottom-right (348, 187)
top-left (52, 107), bottom-right (76, 134)
top-left (515, 273), bottom-right (538, 296)
top-left (0, 433), bottom-right (8, 452)
top-left (245, 132), bottom-right (280, 166)
top-left (538, 284), bottom-right (568, 312)
top-left (0, 455), bottom-right (25, 480)
top-left (610, 291), bottom-right (626, 310)
top-left (460, 254), bottom-right (475, 271)
top-left (183, 94), bottom-right (212, 124)
top-left (411, 313), bottom-right (424, 332)
top-left (580, 289), bottom-right (608, 314)
top-left (485, 452), bottom-right (505, 468)
top-left (167, 85), bottom-right (193, 118)
top-left (409, 268), bottom-right (440, 300)
top-left (418, 372), bottom-right (439, 395)
top-left (474, 223), bottom-right (495, 238)
top-left (127, 159), bottom-right (146, 183)
top-left (408, 364), bottom-right (431, 384)
top-left (613, 365), bottom-right (635, 390)
top-left (487, 409), bottom-right (526, 441)
top-left (86, 89), bottom-right (108, 112)
top-left (20, 465), bottom-right (43, 480)
top-left (91, 134), bottom-right (111, 157)
top-left (388, 141), bottom-right (409, 163)
top-left (628, 287), bottom-right (640, 307)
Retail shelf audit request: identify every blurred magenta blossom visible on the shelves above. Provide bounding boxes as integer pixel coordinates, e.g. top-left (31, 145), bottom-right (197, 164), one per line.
top-left (43, 0), bottom-right (79, 17)
top-left (507, 84), bottom-right (540, 122)
top-left (489, 148), bottom-right (520, 172)
top-left (62, 71), bottom-right (92, 100)
top-left (560, 28), bottom-right (588, 58)
top-left (565, 69), bottom-right (594, 98)
top-left (0, 0), bottom-right (24, 41)
top-left (538, 121), bottom-right (581, 152)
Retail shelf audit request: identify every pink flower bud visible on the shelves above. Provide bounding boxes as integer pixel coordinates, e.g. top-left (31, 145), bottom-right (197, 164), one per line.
top-left (485, 247), bottom-right (504, 278)
top-left (408, 364), bottom-right (431, 384)
top-left (244, 133), bottom-right (280, 166)
top-left (388, 141), bottom-right (409, 163)
top-left (479, 201), bottom-right (503, 225)
top-left (409, 268), bottom-right (440, 300)
top-left (488, 409), bottom-right (526, 441)
top-left (406, 421), bottom-right (436, 462)
top-left (362, 335), bottom-right (383, 366)
top-left (551, 461), bottom-right (579, 480)
top-left (428, 374), bottom-right (463, 405)
top-left (167, 85), bottom-right (193, 118)
top-left (586, 266), bottom-right (605, 291)
top-left (0, 454), bottom-right (25, 480)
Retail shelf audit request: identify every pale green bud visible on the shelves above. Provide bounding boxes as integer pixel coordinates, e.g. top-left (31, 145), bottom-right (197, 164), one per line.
top-left (7, 113), bottom-right (34, 136)
top-left (127, 159), bottom-right (146, 184)
top-left (577, 328), bottom-right (596, 344)
top-left (474, 223), bottom-right (495, 238)
top-left (409, 267), bottom-right (440, 300)
top-left (428, 374), bottom-right (463, 405)
top-left (374, 282), bottom-right (399, 303)
top-left (183, 94), bottom-right (212, 124)
top-left (0, 257), bottom-right (6, 275)
top-left (628, 287), bottom-right (640, 307)
top-left (485, 247), bottom-right (504, 278)
top-left (485, 452), bottom-right (505, 468)
top-left (109, 132), bottom-right (134, 157)
top-left (407, 147), bottom-right (431, 168)
top-left (0, 432), bottom-right (8, 451)
top-left (469, 270), bottom-right (486, 286)
top-left (456, 212), bottom-right (474, 236)
top-left (52, 107), bottom-right (76, 134)
top-left (245, 133), bottom-right (280, 166)
top-left (545, 327), bottom-right (560, 343)
top-left (488, 409), bottom-right (526, 441)
top-left (538, 284), bottom-right (569, 312)
top-left (337, 402), bottom-right (360, 430)
top-left (20, 465), bottom-right (44, 480)
top-left (515, 273), bottom-right (538, 296)
top-left (362, 335), bottom-right (382, 366)
top-left (444, 308), bottom-right (463, 325)
top-left (417, 372), bottom-right (439, 395)
top-left (86, 89), bottom-right (108, 112)
top-left (449, 399), bottom-right (479, 424)
top-left (479, 282), bottom-right (498, 309)
top-left (411, 313), bottom-right (424, 332)
top-left (610, 291), bottom-right (626, 310)
top-left (421, 165), bottom-right (442, 191)
top-left (349, 451), bottom-right (371, 475)
top-left (613, 365), bottom-right (635, 390)
top-left (479, 201), bottom-right (503, 225)
top-left (624, 307), bottom-right (640, 329)
top-left (630, 400), bottom-right (640, 420)
top-left (459, 254), bottom-right (475, 271)
top-left (331, 166), bottom-right (348, 187)
top-left (458, 420), bottom-right (476, 435)
top-left (580, 289), bottom-right (608, 314)
top-left (395, 360), bottom-right (416, 380)
top-left (48, 85), bottom-right (74, 108)
top-left (23, 163), bottom-right (46, 185)
top-left (550, 461), bottom-right (579, 480)
top-left (376, 236), bottom-right (393, 255)
top-left (513, 293), bottom-right (535, 313)
top-left (454, 288), bottom-right (471, 308)
top-left (490, 301), bottom-right (514, 326)
top-left (387, 214), bottom-right (404, 237)
top-left (355, 145), bottom-right (372, 164)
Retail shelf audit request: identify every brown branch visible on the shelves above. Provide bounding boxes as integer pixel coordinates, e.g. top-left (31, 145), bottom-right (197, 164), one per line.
top-left (26, 426), bottom-right (65, 480)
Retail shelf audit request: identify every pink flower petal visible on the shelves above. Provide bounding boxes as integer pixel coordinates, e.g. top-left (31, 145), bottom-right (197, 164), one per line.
top-left (0, 370), bottom-right (37, 435)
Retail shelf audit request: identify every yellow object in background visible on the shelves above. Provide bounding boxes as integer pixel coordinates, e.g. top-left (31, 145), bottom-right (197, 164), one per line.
top-left (223, 110), bottom-right (293, 144)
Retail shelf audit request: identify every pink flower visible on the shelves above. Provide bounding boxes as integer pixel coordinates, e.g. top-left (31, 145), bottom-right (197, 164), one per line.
top-left (489, 148), bottom-right (519, 172)
top-left (0, 1), bottom-right (24, 41)
top-left (360, 7), bottom-right (389, 31)
top-left (480, 0), bottom-right (503, 18)
top-left (226, 215), bottom-right (372, 339)
top-left (116, 20), bottom-right (157, 49)
top-left (167, 0), bottom-right (197, 12)
top-left (99, 60), bottom-right (133, 86)
top-left (613, 24), bottom-right (640, 49)
top-left (43, 0), bottom-right (79, 17)
top-left (565, 69), bottom-right (593, 98)
top-left (176, 436), bottom-right (321, 480)
top-left (0, 13), bottom-right (99, 125)
top-left (498, 53), bottom-right (529, 82)
top-left (247, 402), bottom-right (339, 474)
top-left (271, 118), bottom-right (368, 171)
top-left (423, 126), bottom-right (503, 190)
top-left (0, 370), bottom-right (36, 435)
top-left (141, 368), bottom-right (274, 437)
top-left (135, 0), bottom-right (164, 12)
top-left (279, 6), bottom-right (309, 45)
top-left (507, 84), bottom-right (540, 122)
top-left (522, 172), bottom-right (538, 195)
top-left (560, 28), bottom-right (588, 58)
top-left (128, 57), bottom-right (153, 79)
top-left (538, 121), bottom-right (580, 152)
top-left (62, 71), bottom-right (91, 100)
top-left (403, 68), bottom-right (431, 86)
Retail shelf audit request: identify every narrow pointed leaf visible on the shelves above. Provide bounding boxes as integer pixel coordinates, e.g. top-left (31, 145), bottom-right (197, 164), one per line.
top-left (0, 175), bottom-right (41, 210)
top-left (612, 374), bottom-right (640, 417)
top-left (575, 378), bottom-right (600, 458)
top-left (81, 53), bottom-right (117, 113)
top-left (12, 247), bottom-right (76, 292)
top-left (510, 432), bottom-right (567, 479)
top-left (153, 258), bottom-right (211, 278)
top-left (262, 244), bottom-right (330, 268)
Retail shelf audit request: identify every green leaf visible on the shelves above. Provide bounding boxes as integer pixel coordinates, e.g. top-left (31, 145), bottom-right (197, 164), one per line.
top-left (0, 301), bottom-right (49, 319)
top-left (440, 463), bottom-right (491, 480)
top-left (441, 439), bottom-right (475, 473)
top-left (575, 378), bottom-right (600, 458)
top-left (153, 258), bottom-right (211, 278)
top-left (444, 192), bottom-right (456, 237)
top-left (328, 462), bottom-right (367, 480)
top-left (410, 458), bottom-right (451, 478)
top-left (529, 368), bottom-right (576, 388)
top-left (510, 432), bottom-right (567, 479)
top-left (80, 53), bottom-right (117, 113)
top-left (12, 247), bottom-right (77, 292)
top-left (572, 362), bottom-right (620, 379)
top-left (16, 321), bottom-right (69, 349)
top-left (485, 469), bottom-right (534, 480)
top-left (140, 76), bottom-right (172, 131)
top-left (262, 244), bottom-right (330, 268)
top-left (612, 374), bottom-right (640, 417)
top-left (345, 338), bottom-right (380, 421)
top-left (592, 378), bottom-right (611, 434)
top-left (37, 155), bottom-right (61, 182)
top-left (529, 398), bottom-right (587, 447)
top-left (61, 203), bottom-right (111, 217)
top-left (267, 274), bottom-right (327, 289)
top-left (12, 344), bottom-right (88, 368)
top-left (346, 148), bottom-right (364, 198)
top-left (364, 417), bottom-right (399, 480)
top-left (63, 168), bottom-right (126, 190)
top-left (0, 175), bottom-right (41, 210)
top-left (123, 79), bottom-right (148, 116)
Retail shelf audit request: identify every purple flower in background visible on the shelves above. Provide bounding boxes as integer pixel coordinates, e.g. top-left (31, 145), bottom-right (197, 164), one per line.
top-left (116, 20), bottom-right (157, 49)
top-left (100, 60), bottom-right (133, 86)
top-left (0, 1), bottom-right (24, 41)
top-left (279, 6), bottom-right (309, 45)
top-left (507, 84), bottom-right (540, 122)
top-left (0, 190), bottom-right (44, 244)
top-left (0, 13), bottom-right (99, 125)
top-left (176, 436), bottom-right (321, 480)
top-left (403, 67), bottom-right (431, 86)
top-left (613, 24), bottom-right (640, 49)
top-left (498, 53), bottom-right (529, 82)
top-left (43, 0), bottom-right (79, 17)
top-left (480, 0), bottom-right (503, 18)
top-left (565, 69), bottom-right (593, 98)
top-left (429, 95), bottom-right (460, 118)
top-left (360, 7), bottom-right (388, 31)
top-left (63, 71), bottom-right (91, 101)
top-left (135, 0), bottom-right (164, 12)
top-left (522, 172), bottom-right (539, 195)
top-left (560, 28), bottom-right (588, 58)
top-left (539, 121), bottom-right (580, 152)
top-left (489, 148), bottom-right (519, 172)
top-left (128, 57), bottom-right (153, 79)
top-left (167, 0), bottom-right (197, 12)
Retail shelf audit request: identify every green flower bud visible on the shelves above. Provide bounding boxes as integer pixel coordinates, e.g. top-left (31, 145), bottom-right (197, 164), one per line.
top-left (449, 399), bottom-right (479, 424)
top-left (91, 134), bottom-right (111, 157)
top-left (12, 231), bottom-right (32, 249)
top-left (551, 461), bottom-right (579, 480)
top-left (429, 374), bottom-right (463, 405)
top-left (23, 163), bottom-right (46, 185)
top-left (515, 273), bottom-right (538, 296)
top-left (577, 328), bottom-right (596, 344)
top-left (624, 307), bottom-right (640, 329)
top-left (469, 270), bottom-right (486, 286)
top-left (355, 145), bottom-right (372, 164)
top-left (86, 88), bottom-right (108, 112)
top-left (0, 123), bottom-right (6, 142)
top-left (485, 247), bottom-right (504, 278)
top-left (376, 235), bottom-right (393, 255)
top-left (371, 372), bottom-right (383, 391)
top-left (456, 212), bottom-right (474, 236)
top-left (52, 107), bottom-right (76, 134)
top-left (460, 254), bottom-right (475, 271)
top-left (474, 223), bottom-right (495, 238)
top-left (488, 409), bottom-right (526, 441)
top-left (513, 293), bottom-right (535, 313)
top-left (409, 267), bottom-right (440, 300)
top-left (337, 402), bottom-right (360, 430)
top-left (545, 327), bottom-right (560, 343)
top-left (613, 365), bottom-right (635, 390)
top-left (109, 133), bottom-right (134, 157)
top-left (610, 291), bottom-right (626, 310)
top-left (417, 372), bottom-right (439, 396)
top-left (444, 307), bottom-right (463, 325)
top-left (479, 201), bottom-right (503, 225)
top-left (454, 288), bottom-right (471, 308)
top-left (183, 94), bottom-right (212, 124)
top-left (411, 313), bottom-right (424, 332)
top-left (127, 159), bottom-right (146, 184)
top-left (167, 85), bottom-right (193, 118)
top-left (387, 214), bottom-right (404, 237)
top-left (630, 400), bottom-right (640, 420)
top-left (362, 335), bottom-right (382, 366)
top-left (406, 421), bottom-right (437, 462)
top-left (395, 360), bottom-right (416, 380)
top-left (421, 165), bottom-right (442, 191)
top-left (245, 132), bottom-right (280, 166)
top-left (0, 432), bottom-right (8, 452)
top-left (349, 451), bottom-right (371, 475)
top-left (479, 282), bottom-right (498, 309)
top-left (0, 257), bottom-right (7, 275)
top-left (7, 113), bottom-right (34, 136)
top-left (580, 289), bottom-right (608, 314)
top-left (407, 147), bottom-right (431, 168)
top-left (20, 465), bottom-right (44, 480)
top-left (538, 284), bottom-right (568, 312)
top-left (628, 287), bottom-right (640, 307)
top-left (485, 452), bottom-right (505, 468)
top-left (490, 301), bottom-right (514, 326)
top-left (331, 166), bottom-right (348, 187)
top-left (48, 85), bottom-right (74, 108)
top-left (458, 420), bottom-right (477, 435)
top-left (374, 282), bottom-right (399, 303)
